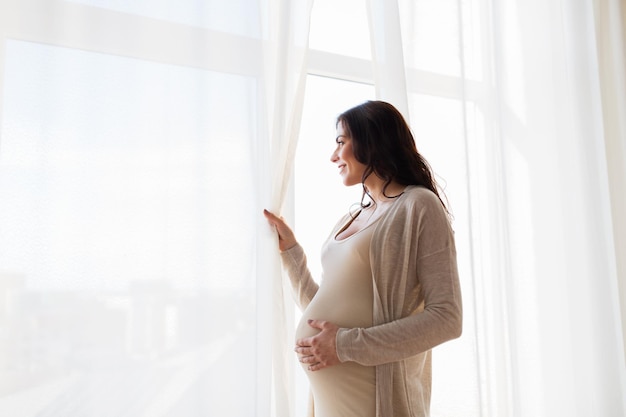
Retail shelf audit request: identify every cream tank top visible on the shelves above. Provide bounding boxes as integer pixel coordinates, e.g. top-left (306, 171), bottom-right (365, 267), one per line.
top-left (295, 217), bottom-right (378, 417)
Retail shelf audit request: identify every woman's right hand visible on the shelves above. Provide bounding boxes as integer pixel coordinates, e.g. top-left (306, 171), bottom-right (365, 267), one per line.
top-left (263, 209), bottom-right (298, 252)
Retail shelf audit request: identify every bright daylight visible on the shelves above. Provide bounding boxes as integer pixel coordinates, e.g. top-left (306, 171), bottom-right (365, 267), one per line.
top-left (0, 0), bottom-right (624, 417)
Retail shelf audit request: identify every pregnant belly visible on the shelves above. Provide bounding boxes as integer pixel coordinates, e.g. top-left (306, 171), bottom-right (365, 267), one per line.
top-left (294, 287), bottom-right (375, 417)
top-left (295, 282), bottom-right (373, 341)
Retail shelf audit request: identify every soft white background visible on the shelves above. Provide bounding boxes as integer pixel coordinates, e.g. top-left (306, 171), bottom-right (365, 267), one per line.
top-left (0, 0), bottom-right (624, 416)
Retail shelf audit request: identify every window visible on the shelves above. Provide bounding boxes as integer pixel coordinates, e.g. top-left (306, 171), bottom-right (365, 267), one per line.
top-left (0, 38), bottom-right (259, 417)
top-left (0, 3), bottom-right (265, 416)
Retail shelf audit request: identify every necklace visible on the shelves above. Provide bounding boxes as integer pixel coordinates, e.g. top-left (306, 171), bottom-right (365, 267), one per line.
top-left (358, 195), bottom-right (399, 225)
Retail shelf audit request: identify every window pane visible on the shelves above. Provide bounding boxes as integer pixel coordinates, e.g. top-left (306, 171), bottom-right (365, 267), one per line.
top-left (0, 40), bottom-right (257, 416)
top-left (399, 0), bottom-right (462, 77)
top-left (309, 0), bottom-right (372, 59)
top-left (295, 76), bottom-right (375, 278)
top-left (408, 93), bottom-right (481, 417)
top-left (65, 0), bottom-right (260, 35)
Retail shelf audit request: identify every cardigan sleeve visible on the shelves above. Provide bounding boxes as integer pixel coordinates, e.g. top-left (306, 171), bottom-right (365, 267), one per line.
top-left (335, 188), bottom-right (463, 365)
top-left (280, 243), bottom-right (319, 311)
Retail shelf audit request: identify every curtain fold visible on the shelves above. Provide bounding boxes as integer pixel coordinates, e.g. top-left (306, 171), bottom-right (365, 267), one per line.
top-left (593, 0), bottom-right (626, 363)
top-left (365, 0), bottom-right (410, 120)
top-left (259, 1), bottom-right (313, 416)
top-left (481, 0), bottom-right (626, 415)
top-left (488, 1), bottom-right (626, 415)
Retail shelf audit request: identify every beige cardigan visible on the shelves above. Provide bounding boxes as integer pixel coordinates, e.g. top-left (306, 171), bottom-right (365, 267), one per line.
top-left (281, 186), bottom-right (463, 417)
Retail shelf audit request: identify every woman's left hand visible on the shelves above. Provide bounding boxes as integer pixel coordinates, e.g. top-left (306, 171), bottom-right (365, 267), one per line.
top-left (295, 319), bottom-right (341, 371)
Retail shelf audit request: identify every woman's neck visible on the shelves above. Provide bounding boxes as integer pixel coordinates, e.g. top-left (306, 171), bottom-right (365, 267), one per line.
top-left (364, 177), bottom-right (406, 204)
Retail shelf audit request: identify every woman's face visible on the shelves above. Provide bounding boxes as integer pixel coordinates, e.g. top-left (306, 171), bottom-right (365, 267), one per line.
top-left (330, 122), bottom-right (367, 187)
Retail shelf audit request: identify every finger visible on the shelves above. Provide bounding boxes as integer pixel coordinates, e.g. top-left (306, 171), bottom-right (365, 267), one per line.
top-left (295, 345), bottom-right (308, 356)
top-left (263, 211), bottom-right (293, 237)
top-left (308, 362), bottom-right (324, 372)
top-left (295, 338), bottom-right (313, 348)
top-left (294, 346), bottom-right (307, 354)
top-left (262, 209), bottom-right (276, 218)
top-left (263, 209), bottom-right (281, 226)
top-left (306, 319), bottom-right (326, 330)
top-left (299, 355), bottom-right (314, 364)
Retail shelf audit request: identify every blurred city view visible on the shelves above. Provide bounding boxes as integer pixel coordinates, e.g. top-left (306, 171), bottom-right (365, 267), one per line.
top-left (0, 273), bottom-right (257, 416)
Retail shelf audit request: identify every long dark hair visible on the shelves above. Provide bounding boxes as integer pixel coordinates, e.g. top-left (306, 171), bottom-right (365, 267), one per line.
top-left (337, 100), bottom-right (448, 213)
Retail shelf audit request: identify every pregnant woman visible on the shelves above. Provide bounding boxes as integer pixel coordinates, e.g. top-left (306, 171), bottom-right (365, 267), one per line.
top-left (264, 100), bottom-right (462, 417)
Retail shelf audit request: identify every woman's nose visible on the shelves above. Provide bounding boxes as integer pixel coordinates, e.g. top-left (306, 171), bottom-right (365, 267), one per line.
top-left (330, 149), bottom-right (339, 163)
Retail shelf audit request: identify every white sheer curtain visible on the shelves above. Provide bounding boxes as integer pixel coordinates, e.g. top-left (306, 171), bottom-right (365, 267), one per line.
top-left (472, 1), bottom-right (626, 415)
top-left (594, 0), bottom-right (626, 361)
top-left (373, 0), bottom-right (626, 415)
top-left (0, 1), bottom-right (311, 416)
